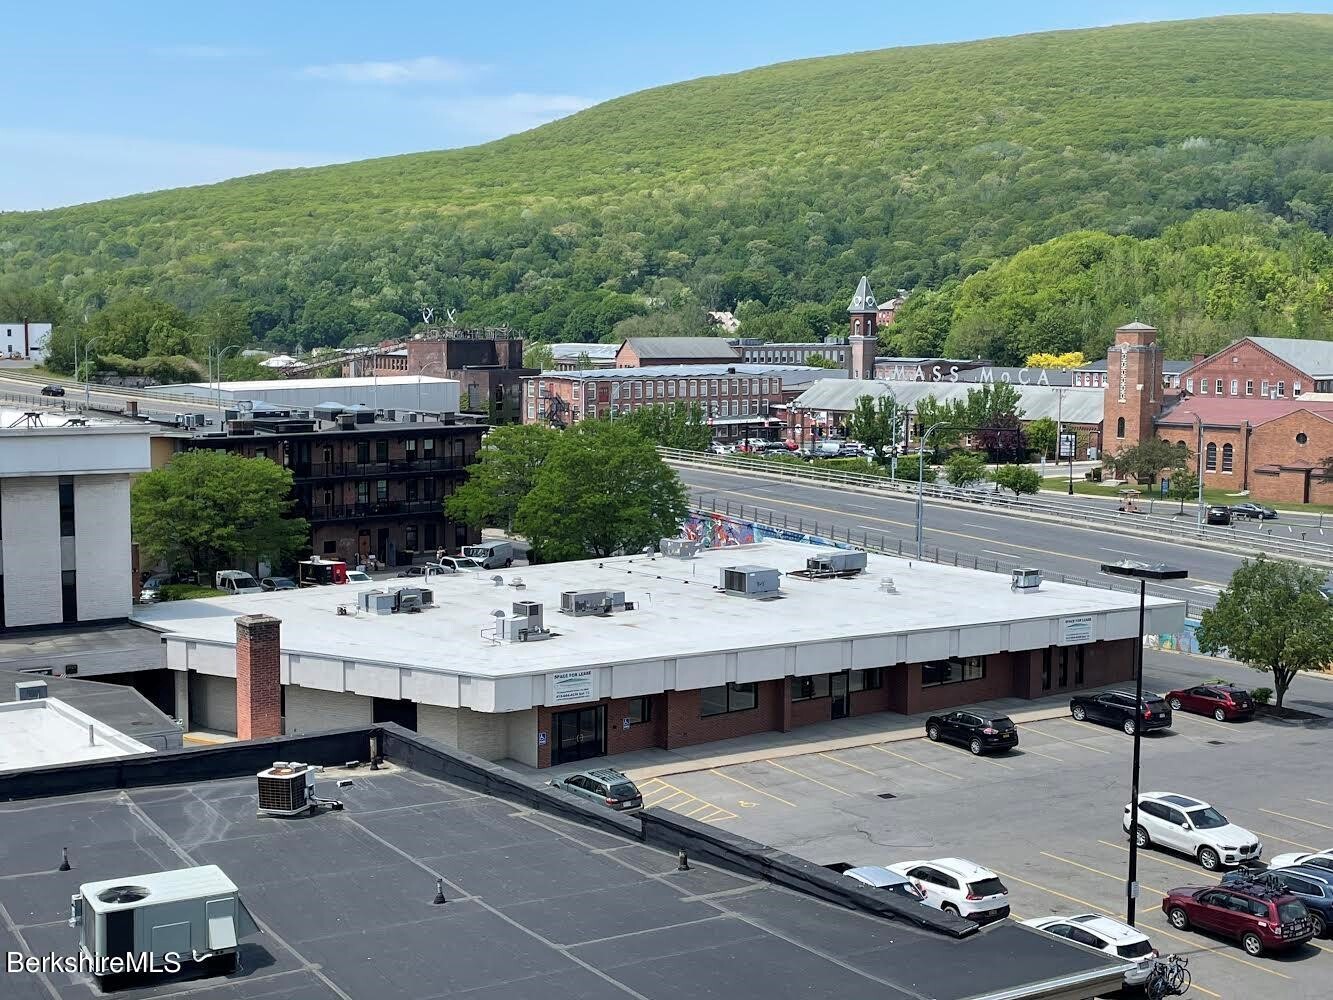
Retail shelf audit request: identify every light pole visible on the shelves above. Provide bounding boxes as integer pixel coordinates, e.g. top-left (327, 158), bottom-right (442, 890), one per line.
top-left (415, 361), bottom-right (446, 413)
top-left (1100, 559), bottom-right (1189, 928)
top-left (916, 421), bottom-right (967, 557)
top-left (1194, 415), bottom-right (1205, 537)
top-left (212, 344), bottom-right (241, 413)
top-left (82, 337), bottom-right (103, 407)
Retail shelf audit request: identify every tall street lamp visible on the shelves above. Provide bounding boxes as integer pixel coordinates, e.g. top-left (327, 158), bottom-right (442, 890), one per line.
top-left (1099, 559), bottom-right (1189, 928)
top-left (212, 344), bottom-right (242, 413)
top-left (915, 421), bottom-right (969, 558)
top-left (82, 337), bottom-right (103, 407)
top-left (415, 360), bottom-right (446, 413)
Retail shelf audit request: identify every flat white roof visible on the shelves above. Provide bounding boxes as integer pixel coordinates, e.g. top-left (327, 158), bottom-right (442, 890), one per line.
top-left (134, 541), bottom-right (1184, 714)
top-left (0, 697), bottom-right (154, 772)
top-left (161, 375), bottom-right (458, 393)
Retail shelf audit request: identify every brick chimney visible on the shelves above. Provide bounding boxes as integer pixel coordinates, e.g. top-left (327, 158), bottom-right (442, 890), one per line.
top-left (235, 614), bottom-right (282, 740)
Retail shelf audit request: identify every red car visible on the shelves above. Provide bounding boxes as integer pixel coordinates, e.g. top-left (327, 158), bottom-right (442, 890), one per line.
top-left (1163, 883), bottom-right (1314, 956)
top-left (1163, 684), bottom-right (1254, 722)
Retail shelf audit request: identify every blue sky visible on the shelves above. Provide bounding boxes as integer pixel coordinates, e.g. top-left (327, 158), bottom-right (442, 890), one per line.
top-left (5, 1), bottom-right (1330, 210)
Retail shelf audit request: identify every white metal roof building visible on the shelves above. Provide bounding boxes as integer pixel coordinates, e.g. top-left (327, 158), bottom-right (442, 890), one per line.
top-left (135, 540), bottom-right (1181, 768)
top-left (791, 379), bottom-right (1106, 425)
top-left (149, 375), bottom-right (461, 414)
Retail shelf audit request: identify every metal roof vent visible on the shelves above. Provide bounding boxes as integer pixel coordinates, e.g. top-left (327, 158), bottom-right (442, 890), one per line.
top-left (879, 576), bottom-right (898, 594)
top-left (719, 566), bottom-right (782, 599)
top-left (660, 538), bottom-right (699, 559)
top-left (1011, 568), bottom-right (1043, 592)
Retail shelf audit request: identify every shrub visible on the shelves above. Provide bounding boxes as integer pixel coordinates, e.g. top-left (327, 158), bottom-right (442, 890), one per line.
top-left (1251, 687), bottom-right (1273, 705)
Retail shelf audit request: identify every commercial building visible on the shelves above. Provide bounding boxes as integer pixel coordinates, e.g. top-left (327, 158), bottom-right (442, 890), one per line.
top-left (521, 364), bottom-right (845, 439)
top-left (734, 336), bottom-right (850, 366)
top-left (0, 687), bottom-right (155, 772)
top-left (550, 342), bottom-right (618, 369)
top-left (614, 336), bottom-right (742, 367)
top-left (134, 539), bottom-right (1181, 769)
top-left (150, 374), bottom-right (461, 415)
top-left (0, 418), bottom-right (151, 630)
top-left (2, 320), bottom-right (52, 362)
top-left (1178, 336), bottom-right (1333, 398)
top-left (182, 404), bottom-right (483, 567)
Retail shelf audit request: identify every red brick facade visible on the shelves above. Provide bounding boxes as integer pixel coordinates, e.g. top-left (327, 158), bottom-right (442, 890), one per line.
top-left (1179, 340), bottom-right (1310, 402)
top-left (236, 614), bottom-right (282, 741)
top-left (527, 641), bottom-right (1136, 767)
top-left (1103, 323), bottom-right (1165, 457)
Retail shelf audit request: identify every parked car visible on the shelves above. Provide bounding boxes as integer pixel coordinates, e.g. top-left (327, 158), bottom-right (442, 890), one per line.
top-left (437, 555), bottom-right (487, 573)
top-left (552, 767), bottom-right (642, 811)
top-left (885, 858), bottom-right (1010, 923)
top-left (1270, 850), bottom-right (1333, 875)
top-left (1123, 792), bottom-right (1262, 870)
top-left (1164, 683), bottom-right (1254, 721)
top-left (214, 570), bottom-right (263, 595)
top-left (40, 383), bottom-right (65, 397)
top-left (344, 569), bottom-right (373, 584)
top-left (840, 866), bottom-right (927, 902)
top-left (1222, 867), bottom-right (1333, 938)
top-left (1229, 502), bottom-right (1277, 520)
top-left (463, 540), bottom-right (514, 568)
top-left (260, 576), bottom-right (297, 592)
top-left (1070, 690), bottom-right (1172, 735)
top-left (1162, 881), bottom-right (1314, 956)
top-left (924, 711), bottom-right (1019, 755)
top-left (396, 565), bottom-right (433, 578)
top-left (1206, 505), bottom-right (1232, 525)
top-left (1021, 914), bottom-right (1157, 988)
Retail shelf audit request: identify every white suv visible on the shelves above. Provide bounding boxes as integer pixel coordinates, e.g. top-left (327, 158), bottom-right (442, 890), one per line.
top-left (886, 858), bottom-right (1009, 923)
top-left (1021, 914), bottom-right (1157, 988)
top-left (1123, 792), bottom-right (1262, 870)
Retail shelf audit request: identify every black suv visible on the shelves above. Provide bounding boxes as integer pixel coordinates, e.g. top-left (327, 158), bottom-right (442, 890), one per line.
top-left (40, 384), bottom-right (65, 397)
top-left (1070, 690), bottom-right (1172, 735)
top-left (1206, 505), bottom-right (1231, 525)
top-left (925, 711), bottom-right (1019, 755)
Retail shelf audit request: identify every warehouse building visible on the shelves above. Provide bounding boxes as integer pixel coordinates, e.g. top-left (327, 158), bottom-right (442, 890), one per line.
top-left (149, 374), bottom-right (461, 414)
top-left (134, 540), bottom-right (1182, 768)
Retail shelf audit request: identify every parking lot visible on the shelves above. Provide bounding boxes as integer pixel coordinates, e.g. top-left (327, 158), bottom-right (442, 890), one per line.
top-left (638, 710), bottom-right (1333, 999)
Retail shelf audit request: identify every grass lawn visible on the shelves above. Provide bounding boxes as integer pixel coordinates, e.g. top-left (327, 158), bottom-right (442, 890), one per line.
top-left (1040, 477), bottom-right (1333, 515)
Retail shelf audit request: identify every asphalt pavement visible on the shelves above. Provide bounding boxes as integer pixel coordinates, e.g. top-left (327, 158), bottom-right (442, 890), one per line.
top-left (677, 466), bottom-right (1256, 611)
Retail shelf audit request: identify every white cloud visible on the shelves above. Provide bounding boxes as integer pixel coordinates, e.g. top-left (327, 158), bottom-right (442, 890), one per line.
top-left (0, 128), bottom-right (347, 210)
top-left (427, 92), bottom-right (594, 137)
top-left (301, 56), bottom-right (478, 85)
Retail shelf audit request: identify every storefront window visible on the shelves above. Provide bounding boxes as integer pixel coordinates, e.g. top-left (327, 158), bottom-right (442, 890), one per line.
top-left (700, 682), bottom-right (758, 717)
top-left (849, 668), bottom-right (882, 691)
top-left (922, 656), bottom-right (985, 688)
top-left (790, 674), bottom-right (830, 701)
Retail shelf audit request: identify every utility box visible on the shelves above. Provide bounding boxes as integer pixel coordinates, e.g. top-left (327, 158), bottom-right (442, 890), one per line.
top-left (69, 865), bottom-right (260, 977)
top-left (1011, 568), bottom-right (1043, 592)
top-left (660, 538), bottom-right (699, 559)
top-left (720, 565), bottom-right (781, 598)
top-left (560, 590), bottom-right (627, 616)
top-left (805, 551), bottom-right (867, 576)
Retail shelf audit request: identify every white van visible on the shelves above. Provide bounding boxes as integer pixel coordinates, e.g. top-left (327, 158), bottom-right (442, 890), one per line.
top-left (462, 540), bottom-right (514, 568)
top-left (215, 570), bottom-right (263, 595)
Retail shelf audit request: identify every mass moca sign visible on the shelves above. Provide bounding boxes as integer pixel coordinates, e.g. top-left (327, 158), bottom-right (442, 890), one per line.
top-left (881, 364), bottom-right (1064, 386)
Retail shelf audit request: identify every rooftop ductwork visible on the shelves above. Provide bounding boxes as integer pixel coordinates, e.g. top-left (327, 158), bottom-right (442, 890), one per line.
top-left (560, 590), bottom-right (628, 617)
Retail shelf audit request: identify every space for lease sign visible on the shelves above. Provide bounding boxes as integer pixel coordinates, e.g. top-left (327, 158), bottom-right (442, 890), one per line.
top-left (549, 669), bottom-right (595, 704)
top-left (1061, 616), bottom-right (1094, 644)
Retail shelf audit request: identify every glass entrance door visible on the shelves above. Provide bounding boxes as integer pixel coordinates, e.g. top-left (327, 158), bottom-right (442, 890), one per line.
top-left (830, 672), bottom-right (849, 719)
top-left (553, 706), bottom-right (606, 765)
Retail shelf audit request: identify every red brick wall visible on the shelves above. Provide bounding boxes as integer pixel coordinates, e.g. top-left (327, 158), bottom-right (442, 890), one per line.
top-left (1156, 426), bottom-right (1250, 489)
top-left (663, 682), bottom-right (785, 750)
top-left (1103, 325), bottom-right (1165, 452)
top-left (1180, 341), bottom-right (1308, 401)
top-left (235, 614), bottom-right (282, 740)
top-left (907, 655), bottom-right (1016, 715)
top-left (790, 692), bottom-right (832, 728)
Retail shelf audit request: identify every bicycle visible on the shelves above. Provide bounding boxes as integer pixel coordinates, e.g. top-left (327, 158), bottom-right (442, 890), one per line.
top-left (1145, 953), bottom-right (1190, 999)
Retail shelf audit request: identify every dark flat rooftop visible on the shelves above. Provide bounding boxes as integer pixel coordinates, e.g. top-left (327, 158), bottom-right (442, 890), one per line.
top-left (0, 625), bottom-right (163, 678)
top-left (0, 766), bottom-right (1123, 1000)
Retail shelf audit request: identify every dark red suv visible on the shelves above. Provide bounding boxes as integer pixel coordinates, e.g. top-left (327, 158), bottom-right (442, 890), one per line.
top-left (1163, 883), bottom-right (1313, 956)
top-left (1163, 684), bottom-right (1254, 721)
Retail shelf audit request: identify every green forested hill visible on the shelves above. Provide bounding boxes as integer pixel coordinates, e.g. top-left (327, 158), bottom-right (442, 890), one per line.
top-left (3, 14), bottom-right (1333, 366)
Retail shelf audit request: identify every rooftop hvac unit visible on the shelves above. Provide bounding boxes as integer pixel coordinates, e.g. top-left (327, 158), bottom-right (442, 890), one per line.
top-left (660, 538), bottom-right (699, 559)
top-left (502, 600), bottom-right (552, 642)
top-left (336, 412), bottom-right (356, 430)
top-left (1011, 568), bottom-right (1043, 592)
top-left (256, 762), bottom-right (316, 817)
top-left (805, 551), bottom-right (868, 576)
top-left (720, 565), bottom-right (781, 598)
top-left (559, 589), bottom-right (627, 616)
top-left (358, 589), bottom-right (396, 615)
top-left (15, 679), bottom-right (48, 701)
top-left (392, 586), bottom-right (431, 613)
top-left (69, 865), bottom-right (260, 978)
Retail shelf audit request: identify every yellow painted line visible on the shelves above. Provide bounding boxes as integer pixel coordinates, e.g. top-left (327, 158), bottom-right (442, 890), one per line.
top-left (1260, 807), bottom-right (1333, 832)
top-left (1012, 742), bottom-right (1063, 762)
top-left (1174, 714), bottom-right (1233, 731)
top-left (1021, 723), bottom-right (1113, 755)
top-left (1307, 798), bottom-right (1331, 807)
top-left (868, 743), bottom-right (962, 780)
top-left (924, 740), bottom-right (1014, 769)
top-left (817, 751), bottom-right (881, 776)
top-left (1249, 829), bottom-right (1315, 850)
top-left (649, 778), bottom-right (735, 820)
top-left (710, 768), bottom-right (797, 808)
top-left (644, 788), bottom-right (687, 807)
top-left (703, 486), bottom-right (1231, 584)
top-left (1097, 839), bottom-right (1203, 876)
top-left (763, 758), bottom-right (854, 798)
top-left (1002, 862), bottom-right (1278, 986)
top-left (683, 802), bottom-right (716, 818)
top-left (1042, 851), bottom-right (1167, 896)
top-left (1059, 717), bottom-right (1125, 741)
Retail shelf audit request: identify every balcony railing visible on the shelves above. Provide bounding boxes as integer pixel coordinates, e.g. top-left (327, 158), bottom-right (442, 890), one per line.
top-left (290, 457), bottom-right (472, 479)
top-left (297, 500), bottom-right (443, 523)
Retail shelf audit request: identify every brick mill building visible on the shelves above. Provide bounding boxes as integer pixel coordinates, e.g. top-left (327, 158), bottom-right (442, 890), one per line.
top-left (1103, 325), bottom-right (1333, 504)
top-left (134, 539), bottom-right (1181, 768)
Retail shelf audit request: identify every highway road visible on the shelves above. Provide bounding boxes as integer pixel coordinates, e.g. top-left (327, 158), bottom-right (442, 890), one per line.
top-left (676, 466), bottom-right (1258, 613)
top-left (0, 369), bottom-right (218, 422)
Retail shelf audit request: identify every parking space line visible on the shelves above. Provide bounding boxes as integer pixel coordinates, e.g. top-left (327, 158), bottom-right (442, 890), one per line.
top-left (1259, 807), bottom-right (1333, 832)
top-left (817, 751), bottom-right (880, 776)
top-left (710, 768), bottom-right (797, 808)
top-left (644, 778), bottom-right (739, 822)
top-left (924, 741), bottom-right (1014, 769)
top-left (1058, 717), bottom-right (1124, 741)
top-left (867, 743), bottom-right (962, 780)
top-left (1175, 715), bottom-right (1232, 731)
top-left (1096, 839), bottom-right (1203, 876)
top-left (763, 758), bottom-right (855, 798)
top-left (1021, 723), bottom-right (1113, 755)
top-left (1307, 798), bottom-right (1331, 807)
top-left (1042, 851), bottom-right (1166, 895)
top-left (1250, 828), bottom-right (1315, 850)
top-left (1003, 862), bottom-right (1279, 986)
top-left (1011, 744), bottom-right (1063, 763)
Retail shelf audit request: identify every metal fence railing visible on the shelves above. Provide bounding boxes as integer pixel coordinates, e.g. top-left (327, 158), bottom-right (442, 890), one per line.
top-left (662, 447), bottom-right (1333, 566)
top-left (688, 495), bottom-right (1213, 620)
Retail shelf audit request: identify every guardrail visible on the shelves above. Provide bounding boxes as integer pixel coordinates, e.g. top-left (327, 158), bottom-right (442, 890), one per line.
top-left (689, 496), bottom-right (1213, 619)
top-left (661, 447), bottom-right (1333, 566)
top-left (0, 369), bottom-right (217, 407)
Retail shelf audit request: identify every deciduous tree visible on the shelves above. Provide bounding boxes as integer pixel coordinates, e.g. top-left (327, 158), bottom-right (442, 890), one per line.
top-left (1026, 417), bottom-right (1058, 459)
top-left (945, 451), bottom-right (989, 489)
top-left (993, 464), bottom-right (1041, 495)
top-left (845, 394), bottom-right (898, 466)
top-left (446, 424), bottom-right (559, 531)
top-left (615, 403), bottom-right (711, 451)
top-left (1167, 468), bottom-right (1199, 514)
top-left (1107, 439), bottom-right (1190, 485)
top-left (1197, 556), bottom-right (1333, 710)
top-left (131, 450), bottom-right (308, 574)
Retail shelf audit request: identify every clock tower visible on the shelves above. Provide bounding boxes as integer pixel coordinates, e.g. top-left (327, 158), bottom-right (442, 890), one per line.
top-left (847, 275), bottom-right (879, 380)
top-left (1103, 322), bottom-right (1164, 453)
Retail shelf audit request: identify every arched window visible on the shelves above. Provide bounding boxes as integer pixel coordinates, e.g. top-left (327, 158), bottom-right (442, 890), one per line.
top-left (1205, 442), bottom-right (1217, 472)
top-left (854, 318), bottom-right (862, 334)
top-left (1116, 417), bottom-right (1125, 438)
top-left (1177, 440), bottom-right (1187, 451)
top-left (1221, 443), bottom-right (1234, 473)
